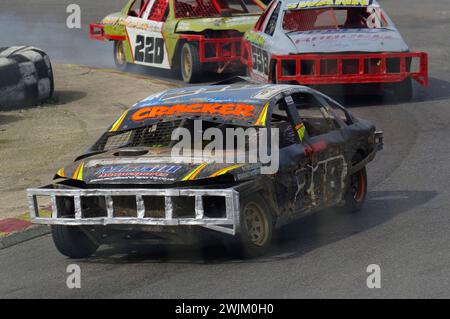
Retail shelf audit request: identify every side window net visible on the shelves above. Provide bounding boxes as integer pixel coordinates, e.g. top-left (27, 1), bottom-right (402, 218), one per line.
top-left (291, 93), bottom-right (340, 136)
top-left (91, 120), bottom-right (182, 152)
top-left (174, 0), bottom-right (220, 18)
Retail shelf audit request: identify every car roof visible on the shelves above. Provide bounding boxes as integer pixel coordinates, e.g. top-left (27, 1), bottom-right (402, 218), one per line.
top-left (282, 0), bottom-right (380, 10)
top-left (132, 84), bottom-right (313, 108)
top-left (108, 84), bottom-right (316, 132)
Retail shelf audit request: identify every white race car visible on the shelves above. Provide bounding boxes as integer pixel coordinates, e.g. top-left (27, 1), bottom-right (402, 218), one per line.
top-left (242, 0), bottom-right (428, 100)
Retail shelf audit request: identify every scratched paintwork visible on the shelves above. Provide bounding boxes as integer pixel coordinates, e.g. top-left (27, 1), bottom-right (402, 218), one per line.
top-left (27, 83), bottom-right (382, 237)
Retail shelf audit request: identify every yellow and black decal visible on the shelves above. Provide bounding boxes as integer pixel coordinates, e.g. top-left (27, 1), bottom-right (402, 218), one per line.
top-left (72, 162), bottom-right (85, 181)
top-left (209, 164), bottom-right (243, 178)
top-left (254, 102), bottom-right (270, 126)
top-left (110, 110), bottom-right (128, 132)
top-left (181, 163), bottom-right (208, 181)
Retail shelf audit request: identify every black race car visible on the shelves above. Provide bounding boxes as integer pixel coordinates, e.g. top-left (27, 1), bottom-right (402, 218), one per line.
top-left (27, 82), bottom-right (383, 258)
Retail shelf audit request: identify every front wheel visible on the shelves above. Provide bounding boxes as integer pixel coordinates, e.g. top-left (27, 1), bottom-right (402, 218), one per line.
top-left (51, 225), bottom-right (99, 258)
top-left (113, 40), bottom-right (128, 71)
top-left (237, 193), bottom-right (273, 258)
top-left (180, 42), bottom-right (202, 83)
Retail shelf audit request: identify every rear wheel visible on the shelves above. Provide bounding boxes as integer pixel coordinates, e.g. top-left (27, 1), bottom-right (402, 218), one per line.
top-left (180, 43), bottom-right (202, 83)
top-left (237, 193), bottom-right (273, 258)
top-left (51, 225), bottom-right (99, 258)
top-left (342, 166), bottom-right (368, 213)
top-left (113, 40), bottom-right (128, 71)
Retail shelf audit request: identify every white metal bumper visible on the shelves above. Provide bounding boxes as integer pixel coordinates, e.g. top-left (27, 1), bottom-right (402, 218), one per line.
top-left (27, 186), bottom-right (240, 235)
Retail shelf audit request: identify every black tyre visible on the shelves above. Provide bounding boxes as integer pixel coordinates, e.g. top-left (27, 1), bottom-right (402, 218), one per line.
top-left (237, 193), bottom-right (273, 258)
top-left (51, 225), bottom-right (99, 259)
top-left (341, 166), bottom-right (368, 213)
top-left (0, 46), bottom-right (54, 108)
top-left (180, 42), bottom-right (202, 83)
top-left (113, 40), bottom-right (128, 71)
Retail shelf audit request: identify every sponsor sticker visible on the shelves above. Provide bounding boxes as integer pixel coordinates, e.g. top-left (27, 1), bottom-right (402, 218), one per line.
top-left (95, 165), bottom-right (182, 178)
top-left (130, 103), bottom-right (257, 122)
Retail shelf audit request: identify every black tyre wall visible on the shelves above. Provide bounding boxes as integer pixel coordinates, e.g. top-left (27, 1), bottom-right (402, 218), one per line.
top-left (0, 46), bottom-right (54, 108)
top-left (51, 225), bottom-right (99, 259)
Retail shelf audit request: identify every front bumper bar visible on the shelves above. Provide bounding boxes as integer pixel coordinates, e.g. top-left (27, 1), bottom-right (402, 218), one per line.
top-left (27, 186), bottom-right (240, 235)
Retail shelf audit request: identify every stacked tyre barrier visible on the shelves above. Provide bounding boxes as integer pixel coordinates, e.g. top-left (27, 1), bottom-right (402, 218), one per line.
top-left (0, 46), bottom-right (54, 108)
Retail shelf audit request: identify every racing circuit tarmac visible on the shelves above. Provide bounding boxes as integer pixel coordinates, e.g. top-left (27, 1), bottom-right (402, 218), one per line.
top-left (1, 0), bottom-right (450, 298)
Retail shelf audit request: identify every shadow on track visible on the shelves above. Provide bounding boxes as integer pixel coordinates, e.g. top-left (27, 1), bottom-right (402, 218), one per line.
top-left (51, 90), bottom-right (87, 105)
top-left (325, 77), bottom-right (450, 108)
top-left (81, 189), bottom-right (437, 265)
top-left (269, 190), bottom-right (437, 261)
top-left (0, 114), bottom-right (22, 126)
top-left (415, 77), bottom-right (450, 103)
top-left (0, 90), bottom-right (87, 112)
top-left (119, 68), bottom-right (450, 109)
top-left (124, 64), bottom-right (236, 86)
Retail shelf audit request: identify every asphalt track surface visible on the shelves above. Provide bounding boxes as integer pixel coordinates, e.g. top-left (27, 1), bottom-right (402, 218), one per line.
top-left (1, 0), bottom-right (450, 298)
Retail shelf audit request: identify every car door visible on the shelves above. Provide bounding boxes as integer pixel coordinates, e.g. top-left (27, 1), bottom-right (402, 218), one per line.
top-left (269, 93), bottom-right (312, 216)
top-left (248, 1), bottom-right (281, 82)
top-left (290, 91), bottom-right (349, 208)
top-left (124, 0), bottom-right (171, 69)
top-left (273, 90), bottom-right (349, 215)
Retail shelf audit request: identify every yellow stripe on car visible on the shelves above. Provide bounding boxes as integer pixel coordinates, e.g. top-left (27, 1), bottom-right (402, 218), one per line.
top-left (254, 102), bottom-right (270, 126)
top-left (56, 167), bottom-right (65, 177)
top-left (110, 110), bottom-right (128, 132)
top-left (182, 163), bottom-right (208, 181)
top-left (209, 164), bottom-right (243, 178)
top-left (72, 162), bottom-right (85, 181)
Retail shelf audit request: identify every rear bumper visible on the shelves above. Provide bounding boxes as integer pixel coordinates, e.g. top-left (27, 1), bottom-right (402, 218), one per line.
top-left (89, 23), bottom-right (126, 41)
top-left (180, 35), bottom-right (243, 63)
top-left (27, 185), bottom-right (240, 236)
top-left (272, 52), bottom-right (428, 86)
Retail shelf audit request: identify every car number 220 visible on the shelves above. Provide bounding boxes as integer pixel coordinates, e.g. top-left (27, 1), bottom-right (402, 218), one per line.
top-left (134, 35), bottom-right (164, 64)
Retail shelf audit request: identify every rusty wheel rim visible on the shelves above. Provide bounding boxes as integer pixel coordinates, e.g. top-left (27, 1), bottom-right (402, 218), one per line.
top-left (182, 48), bottom-right (192, 80)
top-left (352, 170), bottom-right (366, 203)
top-left (115, 41), bottom-right (125, 66)
top-left (244, 202), bottom-right (269, 246)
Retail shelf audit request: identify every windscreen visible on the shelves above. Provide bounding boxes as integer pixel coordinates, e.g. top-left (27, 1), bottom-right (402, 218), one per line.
top-left (89, 120), bottom-right (261, 153)
top-left (283, 7), bottom-right (389, 32)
